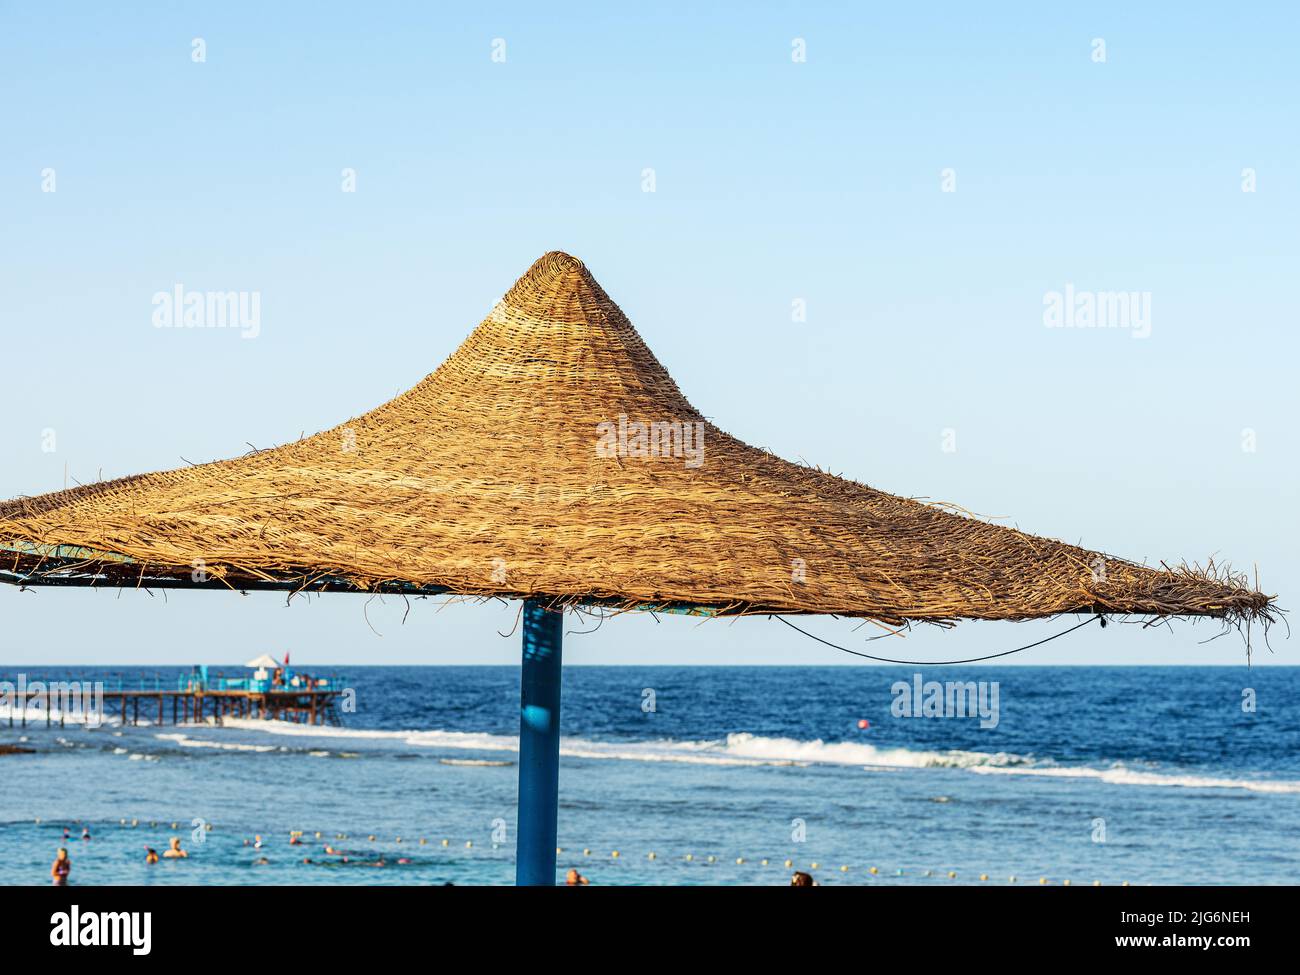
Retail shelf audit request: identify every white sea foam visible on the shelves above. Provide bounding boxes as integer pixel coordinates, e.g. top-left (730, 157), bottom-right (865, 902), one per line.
top-left (968, 764), bottom-right (1300, 794)
top-left (185, 719), bottom-right (1299, 795)
top-left (0, 701), bottom-right (116, 728)
top-left (154, 732), bottom-right (278, 753)
top-left (440, 758), bottom-right (513, 767)
top-left (214, 721), bottom-right (1025, 769)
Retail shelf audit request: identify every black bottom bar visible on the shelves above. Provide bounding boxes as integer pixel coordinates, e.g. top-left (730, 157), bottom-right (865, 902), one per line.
top-left (0, 883), bottom-right (1287, 961)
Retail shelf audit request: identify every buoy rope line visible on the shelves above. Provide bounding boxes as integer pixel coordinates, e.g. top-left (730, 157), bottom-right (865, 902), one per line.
top-left (774, 614), bottom-right (1102, 665)
top-left (45, 818), bottom-right (1129, 886)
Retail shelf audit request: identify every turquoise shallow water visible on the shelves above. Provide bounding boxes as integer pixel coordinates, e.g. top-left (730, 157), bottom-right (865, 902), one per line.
top-left (3, 666), bottom-right (1298, 885)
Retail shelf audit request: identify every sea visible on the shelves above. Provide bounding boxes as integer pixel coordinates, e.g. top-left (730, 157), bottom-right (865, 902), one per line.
top-left (2, 665), bottom-right (1297, 886)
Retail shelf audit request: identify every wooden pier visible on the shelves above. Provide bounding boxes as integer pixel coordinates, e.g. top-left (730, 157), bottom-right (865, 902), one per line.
top-left (5, 688), bottom-right (344, 728)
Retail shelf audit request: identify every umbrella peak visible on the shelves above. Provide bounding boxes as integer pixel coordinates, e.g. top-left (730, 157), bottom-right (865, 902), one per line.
top-left (429, 252), bottom-right (700, 422)
top-left (494, 250), bottom-right (603, 326)
top-left (529, 250), bottom-right (585, 274)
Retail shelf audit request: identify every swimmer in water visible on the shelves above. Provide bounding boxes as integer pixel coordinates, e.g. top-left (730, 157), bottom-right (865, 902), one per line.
top-left (145, 848), bottom-right (160, 864)
top-left (51, 848), bottom-right (71, 886)
top-left (81, 828), bottom-right (91, 841)
top-left (163, 836), bottom-right (188, 859)
top-left (253, 834), bottom-right (263, 849)
top-left (565, 868), bottom-right (590, 886)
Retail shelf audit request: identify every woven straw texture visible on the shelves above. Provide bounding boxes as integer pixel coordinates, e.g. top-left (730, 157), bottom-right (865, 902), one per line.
top-left (0, 252), bottom-right (1274, 626)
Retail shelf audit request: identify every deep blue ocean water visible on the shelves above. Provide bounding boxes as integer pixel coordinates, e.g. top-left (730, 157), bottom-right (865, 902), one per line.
top-left (2, 665), bottom-right (1297, 885)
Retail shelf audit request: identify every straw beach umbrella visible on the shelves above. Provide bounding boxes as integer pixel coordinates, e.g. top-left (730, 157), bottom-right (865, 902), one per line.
top-left (0, 251), bottom-right (1275, 884)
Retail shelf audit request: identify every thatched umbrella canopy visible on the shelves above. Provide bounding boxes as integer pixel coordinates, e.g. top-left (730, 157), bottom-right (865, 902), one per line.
top-left (0, 251), bottom-right (1273, 626)
top-left (0, 251), bottom-right (1275, 884)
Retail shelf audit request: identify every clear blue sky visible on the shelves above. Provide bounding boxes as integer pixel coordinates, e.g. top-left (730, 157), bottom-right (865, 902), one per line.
top-left (1, 2), bottom-right (1295, 665)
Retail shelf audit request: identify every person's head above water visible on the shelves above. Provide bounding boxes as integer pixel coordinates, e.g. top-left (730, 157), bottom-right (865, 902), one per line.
top-left (169, 837), bottom-right (182, 849)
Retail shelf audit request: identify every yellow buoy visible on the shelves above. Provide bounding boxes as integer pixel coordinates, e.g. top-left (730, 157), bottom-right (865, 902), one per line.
top-left (419, 838), bottom-right (427, 846)
top-left (611, 850), bottom-right (620, 858)
top-left (1039, 877), bottom-right (1048, 885)
top-left (1063, 879), bottom-right (1071, 887)
top-left (395, 837), bottom-right (402, 843)
top-left (685, 854), bottom-right (693, 861)
top-left (979, 874), bottom-right (988, 881)
top-left (736, 857), bottom-right (745, 865)
top-left (465, 840), bottom-right (473, 848)
top-left (583, 848), bottom-right (591, 856)
top-left (869, 866), bottom-right (878, 875)
top-left (1092, 880), bottom-right (1101, 886)
top-left (810, 861), bottom-right (820, 869)
top-left (647, 852), bottom-right (656, 860)
top-left (368, 834), bottom-right (376, 841)
top-left (1121, 880), bottom-right (1130, 887)
top-left (441, 838), bottom-right (449, 847)
top-left (784, 859), bottom-right (793, 867)
top-left (707, 855), bottom-right (716, 863)
top-left (1009, 875), bottom-right (1017, 883)
top-left (760, 858), bottom-right (769, 866)
top-left (840, 865), bottom-right (848, 873)
top-left (948, 870), bottom-right (957, 879)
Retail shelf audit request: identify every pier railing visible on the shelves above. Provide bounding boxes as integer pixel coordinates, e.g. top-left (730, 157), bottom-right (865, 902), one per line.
top-left (180, 672), bottom-right (349, 694)
top-left (6, 671), bottom-right (349, 694)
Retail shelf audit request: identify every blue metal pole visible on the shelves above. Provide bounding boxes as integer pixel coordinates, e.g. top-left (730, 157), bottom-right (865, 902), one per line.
top-left (516, 600), bottom-right (563, 886)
